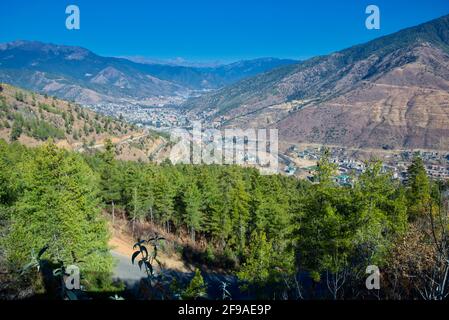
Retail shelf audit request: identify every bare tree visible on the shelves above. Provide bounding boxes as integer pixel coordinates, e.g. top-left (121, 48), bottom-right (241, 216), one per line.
top-left (417, 189), bottom-right (449, 300)
top-left (326, 268), bottom-right (347, 300)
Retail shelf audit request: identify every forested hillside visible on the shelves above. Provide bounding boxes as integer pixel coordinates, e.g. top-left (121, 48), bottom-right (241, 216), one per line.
top-left (0, 83), bottom-right (164, 162)
top-left (1, 139), bottom-right (447, 299)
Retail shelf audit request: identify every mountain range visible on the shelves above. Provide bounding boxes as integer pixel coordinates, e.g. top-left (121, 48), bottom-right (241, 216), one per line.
top-left (184, 14), bottom-right (449, 150)
top-left (0, 41), bottom-right (295, 104)
top-left (2, 14), bottom-right (449, 151)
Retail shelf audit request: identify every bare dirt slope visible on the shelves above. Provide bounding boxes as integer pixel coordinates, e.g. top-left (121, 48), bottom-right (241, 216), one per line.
top-left (185, 14), bottom-right (449, 151)
top-left (277, 45), bottom-right (449, 150)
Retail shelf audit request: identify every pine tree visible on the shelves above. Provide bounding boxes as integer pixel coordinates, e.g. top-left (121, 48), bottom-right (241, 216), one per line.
top-left (237, 231), bottom-right (271, 292)
top-left (121, 163), bottom-right (150, 229)
top-left (236, 230), bottom-right (294, 298)
top-left (6, 143), bottom-right (113, 290)
top-left (294, 150), bottom-right (353, 283)
top-left (315, 148), bottom-right (338, 186)
top-left (153, 168), bottom-right (175, 233)
top-left (201, 168), bottom-right (231, 248)
top-left (141, 166), bottom-right (156, 224)
top-left (10, 120), bottom-right (23, 141)
top-left (353, 161), bottom-right (407, 265)
top-left (182, 179), bottom-right (202, 241)
top-left (253, 176), bottom-right (291, 241)
top-left (406, 155), bottom-right (431, 220)
top-left (99, 139), bottom-right (121, 225)
top-left (226, 170), bottom-right (250, 254)
top-left (182, 268), bottom-right (207, 299)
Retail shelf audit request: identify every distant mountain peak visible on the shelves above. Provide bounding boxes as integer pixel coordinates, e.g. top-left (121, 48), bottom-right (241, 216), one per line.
top-left (0, 40), bottom-right (297, 104)
top-left (0, 40), bottom-right (91, 55)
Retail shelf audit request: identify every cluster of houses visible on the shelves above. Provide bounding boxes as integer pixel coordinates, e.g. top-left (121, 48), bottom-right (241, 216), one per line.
top-left (285, 145), bottom-right (449, 185)
top-left (88, 102), bottom-right (190, 129)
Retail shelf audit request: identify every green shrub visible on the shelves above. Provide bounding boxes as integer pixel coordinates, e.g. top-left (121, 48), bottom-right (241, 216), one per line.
top-left (29, 120), bottom-right (65, 141)
top-left (181, 269), bottom-right (207, 300)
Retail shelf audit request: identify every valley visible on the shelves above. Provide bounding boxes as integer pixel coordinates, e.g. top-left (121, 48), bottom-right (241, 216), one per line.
top-left (184, 14), bottom-right (449, 152)
top-left (1, 7), bottom-right (449, 303)
top-left (3, 15), bottom-right (449, 160)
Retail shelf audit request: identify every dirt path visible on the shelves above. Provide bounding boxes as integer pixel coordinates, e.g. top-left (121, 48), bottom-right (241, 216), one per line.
top-left (109, 228), bottom-right (190, 273)
top-left (74, 132), bottom-right (150, 152)
top-left (107, 221), bottom-right (243, 299)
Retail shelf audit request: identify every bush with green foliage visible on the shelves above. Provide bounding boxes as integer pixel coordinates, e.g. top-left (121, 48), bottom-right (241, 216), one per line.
top-left (181, 269), bottom-right (207, 300)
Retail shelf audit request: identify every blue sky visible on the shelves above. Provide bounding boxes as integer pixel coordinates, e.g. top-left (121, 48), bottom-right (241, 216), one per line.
top-left (1, 0), bottom-right (449, 63)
